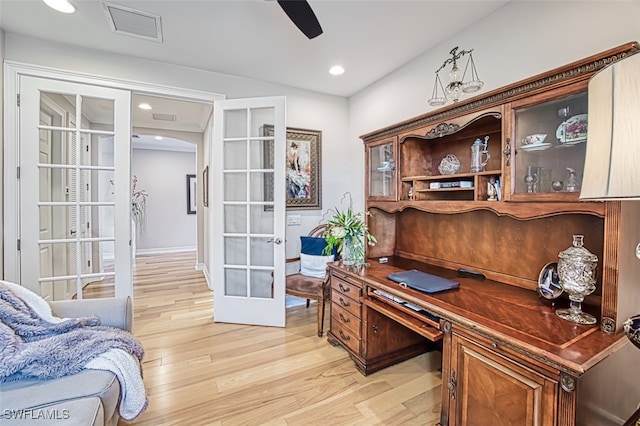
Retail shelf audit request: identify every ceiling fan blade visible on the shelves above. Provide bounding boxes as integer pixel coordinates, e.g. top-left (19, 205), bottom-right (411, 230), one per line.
top-left (277, 0), bottom-right (323, 39)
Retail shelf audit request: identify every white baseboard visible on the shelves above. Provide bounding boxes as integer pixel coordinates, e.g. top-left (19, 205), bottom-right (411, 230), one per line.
top-left (195, 262), bottom-right (205, 271)
top-left (136, 246), bottom-right (196, 255)
top-left (202, 265), bottom-right (212, 290)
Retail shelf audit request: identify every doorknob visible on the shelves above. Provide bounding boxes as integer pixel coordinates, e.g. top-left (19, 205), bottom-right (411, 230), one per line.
top-left (267, 238), bottom-right (283, 245)
top-left (70, 229), bottom-right (77, 235)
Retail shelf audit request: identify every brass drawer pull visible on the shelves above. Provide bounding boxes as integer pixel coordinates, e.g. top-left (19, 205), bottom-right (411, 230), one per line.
top-left (339, 313), bottom-right (350, 323)
top-left (339, 297), bottom-right (351, 307)
top-left (338, 283), bottom-right (350, 293)
top-left (339, 330), bottom-right (351, 341)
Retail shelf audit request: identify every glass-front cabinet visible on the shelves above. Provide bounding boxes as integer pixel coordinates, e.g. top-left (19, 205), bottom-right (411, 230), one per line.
top-left (367, 136), bottom-right (398, 201)
top-left (506, 82), bottom-right (588, 201)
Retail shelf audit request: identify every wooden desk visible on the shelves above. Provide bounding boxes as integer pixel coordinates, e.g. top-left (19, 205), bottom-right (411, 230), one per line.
top-left (327, 258), bottom-right (627, 426)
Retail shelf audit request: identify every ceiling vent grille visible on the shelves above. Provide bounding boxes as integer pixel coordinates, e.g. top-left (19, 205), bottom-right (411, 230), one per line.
top-left (152, 113), bottom-right (177, 122)
top-left (102, 2), bottom-right (163, 42)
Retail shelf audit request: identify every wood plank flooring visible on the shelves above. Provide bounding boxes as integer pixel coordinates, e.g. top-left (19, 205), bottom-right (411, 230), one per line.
top-left (86, 252), bottom-right (443, 425)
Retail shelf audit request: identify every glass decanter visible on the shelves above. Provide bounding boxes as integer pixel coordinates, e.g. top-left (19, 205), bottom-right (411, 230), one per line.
top-left (556, 235), bottom-right (598, 325)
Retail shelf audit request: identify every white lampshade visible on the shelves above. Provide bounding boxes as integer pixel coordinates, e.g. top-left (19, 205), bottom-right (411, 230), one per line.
top-left (580, 53), bottom-right (640, 200)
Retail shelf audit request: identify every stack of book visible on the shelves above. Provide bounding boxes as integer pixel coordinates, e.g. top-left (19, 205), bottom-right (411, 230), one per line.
top-left (429, 181), bottom-right (473, 189)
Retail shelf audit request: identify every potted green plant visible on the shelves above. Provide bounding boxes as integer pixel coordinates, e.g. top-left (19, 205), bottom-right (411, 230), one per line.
top-left (323, 207), bottom-right (376, 266)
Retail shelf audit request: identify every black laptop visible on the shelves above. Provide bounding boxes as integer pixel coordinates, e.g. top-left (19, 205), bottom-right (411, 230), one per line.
top-left (387, 269), bottom-right (459, 294)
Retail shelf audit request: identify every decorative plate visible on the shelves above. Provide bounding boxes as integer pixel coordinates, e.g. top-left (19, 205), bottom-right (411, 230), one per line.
top-left (556, 114), bottom-right (588, 144)
top-left (520, 142), bottom-right (552, 152)
top-left (538, 262), bottom-right (563, 300)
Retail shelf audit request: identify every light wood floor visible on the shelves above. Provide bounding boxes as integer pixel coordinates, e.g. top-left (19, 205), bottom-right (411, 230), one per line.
top-left (87, 252), bottom-right (443, 425)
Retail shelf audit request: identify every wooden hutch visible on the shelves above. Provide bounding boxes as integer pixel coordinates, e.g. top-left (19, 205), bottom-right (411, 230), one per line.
top-left (327, 42), bottom-right (640, 425)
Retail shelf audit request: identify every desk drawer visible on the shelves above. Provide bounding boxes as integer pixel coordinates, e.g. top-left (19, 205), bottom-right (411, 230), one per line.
top-left (332, 321), bottom-right (360, 355)
top-left (330, 270), bottom-right (362, 288)
top-left (331, 276), bottom-right (361, 302)
top-left (332, 303), bottom-right (361, 336)
top-left (332, 292), bottom-right (361, 318)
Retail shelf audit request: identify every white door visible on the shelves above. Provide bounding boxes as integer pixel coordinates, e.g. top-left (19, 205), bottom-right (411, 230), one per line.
top-left (19, 76), bottom-right (132, 299)
top-left (212, 96), bottom-right (286, 326)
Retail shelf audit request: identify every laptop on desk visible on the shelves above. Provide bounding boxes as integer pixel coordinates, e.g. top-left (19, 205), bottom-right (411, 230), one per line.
top-left (387, 269), bottom-right (459, 294)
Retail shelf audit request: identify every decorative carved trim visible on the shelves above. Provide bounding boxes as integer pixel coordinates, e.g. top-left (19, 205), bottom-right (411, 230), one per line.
top-left (427, 122), bottom-right (460, 138)
top-left (362, 47), bottom-right (638, 143)
top-left (399, 112), bottom-right (502, 143)
top-left (443, 321), bottom-right (452, 334)
top-left (600, 317), bottom-right (616, 333)
top-left (561, 374), bottom-right (576, 392)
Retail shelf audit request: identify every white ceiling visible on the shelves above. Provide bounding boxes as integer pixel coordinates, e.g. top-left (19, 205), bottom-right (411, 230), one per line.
top-left (0, 0), bottom-right (511, 97)
top-left (0, 0), bottom-right (511, 145)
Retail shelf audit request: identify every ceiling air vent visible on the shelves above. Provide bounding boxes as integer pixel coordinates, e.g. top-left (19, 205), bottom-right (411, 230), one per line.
top-left (102, 2), bottom-right (163, 43)
top-left (152, 113), bottom-right (177, 122)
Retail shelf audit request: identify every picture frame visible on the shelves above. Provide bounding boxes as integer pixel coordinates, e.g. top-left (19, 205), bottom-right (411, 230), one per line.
top-left (262, 125), bottom-right (322, 210)
top-left (186, 174), bottom-right (196, 214)
top-left (202, 166), bottom-right (209, 208)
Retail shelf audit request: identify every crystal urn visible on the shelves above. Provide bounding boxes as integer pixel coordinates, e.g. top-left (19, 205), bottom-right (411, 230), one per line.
top-left (556, 235), bottom-right (598, 325)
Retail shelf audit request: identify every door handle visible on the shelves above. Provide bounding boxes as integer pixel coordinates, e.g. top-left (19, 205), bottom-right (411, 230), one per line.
top-left (70, 229), bottom-right (77, 235)
top-left (267, 238), bottom-right (283, 245)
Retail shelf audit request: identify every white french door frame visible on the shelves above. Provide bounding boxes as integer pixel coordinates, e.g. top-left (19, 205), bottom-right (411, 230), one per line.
top-left (4, 61), bottom-right (224, 296)
top-left (211, 96), bottom-right (287, 327)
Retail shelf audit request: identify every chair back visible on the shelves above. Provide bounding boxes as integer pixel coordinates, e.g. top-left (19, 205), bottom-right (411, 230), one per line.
top-left (307, 224), bottom-right (328, 238)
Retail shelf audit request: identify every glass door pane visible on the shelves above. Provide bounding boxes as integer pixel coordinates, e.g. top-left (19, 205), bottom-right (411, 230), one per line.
top-left (368, 139), bottom-right (397, 200)
top-left (513, 92), bottom-right (588, 197)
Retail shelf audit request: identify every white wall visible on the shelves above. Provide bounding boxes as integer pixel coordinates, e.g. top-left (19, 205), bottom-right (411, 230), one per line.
top-left (3, 33), bottom-right (351, 263)
top-left (350, 1), bottom-right (640, 139)
top-left (131, 148), bottom-right (196, 253)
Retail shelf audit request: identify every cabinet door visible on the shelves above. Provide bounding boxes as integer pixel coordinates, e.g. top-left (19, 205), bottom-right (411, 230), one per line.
top-left (447, 333), bottom-right (557, 426)
top-left (366, 136), bottom-right (398, 201)
top-left (505, 81), bottom-right (588, 202)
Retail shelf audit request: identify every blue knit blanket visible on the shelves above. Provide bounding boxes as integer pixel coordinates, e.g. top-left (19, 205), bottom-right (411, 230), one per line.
top-left (0, 284), bottom-right (144, 383)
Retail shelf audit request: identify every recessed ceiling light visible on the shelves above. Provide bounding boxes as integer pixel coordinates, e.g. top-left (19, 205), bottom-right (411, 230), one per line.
top-left (138, 103), bottom-right (152, 110)
top-left (329, 65), bottom-right (345, 76)
top-left (42, 0), bottom-right (76, 14)
top-left (154, 136), bottom-right (164, 141)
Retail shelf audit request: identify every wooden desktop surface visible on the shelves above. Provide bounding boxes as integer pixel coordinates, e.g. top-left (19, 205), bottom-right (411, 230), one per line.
top-left (331, 257), bottom-right (626, 376)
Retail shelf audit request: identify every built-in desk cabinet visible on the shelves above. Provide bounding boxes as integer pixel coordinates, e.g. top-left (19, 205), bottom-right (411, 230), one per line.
top-left (327, 268), bottom-right (430, 375)
top-left (443, 325), bottom-right (558, 426)
top-left (341, 41), bottom-right (640, 425)
top-left (363, 42), bottom-right (640, 333)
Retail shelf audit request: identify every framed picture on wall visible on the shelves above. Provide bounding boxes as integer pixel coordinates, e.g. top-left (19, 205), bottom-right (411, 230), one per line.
top-left (262, 125), bottom-right (322, 210)
top-left (202, 166), bottom-right (209, 207)
top-left (187, 174), bottom-right (196, 214)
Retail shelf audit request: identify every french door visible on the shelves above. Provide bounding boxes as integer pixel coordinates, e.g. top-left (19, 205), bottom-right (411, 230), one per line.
top-left (18, 76), bottom-right (132, 299)
top-left (212, 96), bottom-right (286, 326)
